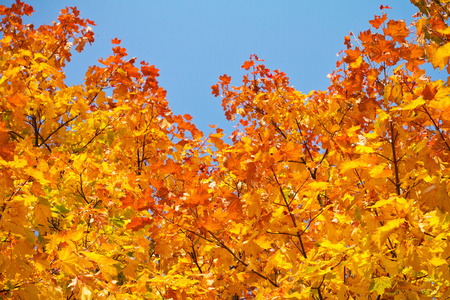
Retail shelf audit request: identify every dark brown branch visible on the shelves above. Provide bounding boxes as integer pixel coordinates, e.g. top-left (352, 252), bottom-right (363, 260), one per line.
top-left (161, 216), bottom-right (215, 244)
top-left (77, 120), bottom-right (114, 152)
top-left (266, 231), bottom-right (298, 236)
top-left (208, 230), bottom-right (280, 288)
top-left (374, 151), bottom-right (393, 162)
top-left (271, 120), bottom-right (288, 140)
top-left (423, 105), bottom-right (450, 152)
top-left (77, 172), bottom-right (89, 204)
top-left (299, 209), bottom-right (324, 236)
top-left (295, 118), bottom-right (314, 163)
top-left (39, 114), bottom-right (78, 147)
top-left (271, 168), bottom-right (297, 227)
top-left (389, 121), bottom-right (402, 195)
top-left (8, 130), bottom-right (24, 141)
top-left (188, 242), bottom-right (203, 274)
top-left (271, 168), bottom-right (307, 258)
top-left (313, 275), bottom-right (326, 300)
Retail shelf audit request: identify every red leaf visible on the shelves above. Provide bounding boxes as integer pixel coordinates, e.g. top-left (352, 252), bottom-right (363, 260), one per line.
top-left (380, 5), bottom-right (393, 10)
top-left (126, 217), bottom-right (152, 231)
top-left (141, 64), bottom-right (159, 77)
top-left (219, 74), bottom-right (231, 85)
top-left (23, 4), bottom-right (35, 16)
top-left (242, 60), bottom-right (254, 70)
top-left (211, 84), bottom-right (220, 97)
top-left (120, 193), bottom-right (135, 208)
top-left (111, 38), bottom-right (121, 44)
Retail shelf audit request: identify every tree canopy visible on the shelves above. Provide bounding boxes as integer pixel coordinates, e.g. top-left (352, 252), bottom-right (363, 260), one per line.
top-left (0, 1), bottom-right (450, 299)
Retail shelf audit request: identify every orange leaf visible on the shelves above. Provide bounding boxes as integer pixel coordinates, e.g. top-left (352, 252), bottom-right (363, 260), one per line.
top-left (246, 161), bottom-right (258, 187)
top-left (369, 14), bottom-right (387, 29)
top-left (23, 4), bottom-right (35, 16)
top-left (422, 83), bottom-right (438, 100)
top-left (383, 20), bottom-right (408, 43)
top-left (126, 217), bottom-right (152, 231)
top-left (219, 74), bottom-right (231, 85)
top-left (242, 60), bottom-right (254, 70)
top-left (211, 84), bottom-right (220, 96)
top-left (111, 37), bottom-right (121, 44)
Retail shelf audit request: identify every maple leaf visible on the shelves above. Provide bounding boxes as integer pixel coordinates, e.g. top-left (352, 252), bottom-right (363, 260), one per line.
top-left (211, 83), bottom-right (220, 96)
top-left (126, 217), bottom-right (152, 231)
top-left (380, 5), bottom-right (393, 10)
top-left (111, 37), bottom-right (121, 44)
top-left (384, 19), bottom-right (409, 43)
top-left (219, 74), bottom-right (232, 85)
top-left (369, 276), bottom-right (392, 295)
top-left (242, 60), bottom-right (254, 70)
top-left (369, 14), bottom-right (388, 29)
top-left (431, 42), bottom-right (450, 70)
top-left (23, 4), bottom-right (35, 16)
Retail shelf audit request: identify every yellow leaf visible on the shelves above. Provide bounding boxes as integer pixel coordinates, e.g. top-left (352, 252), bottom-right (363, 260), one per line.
top-left (229, 222), bottom-right (244, 234)
top-left (376, 218), bottom-right (405, 247)
top-left (347, 125), bottom-right (361, 134)
top-left (13, 239), bottom-right (34, 260)
top-left (122, 260), bottom-right (139, 279)
top-left (401, 98), bottom-right (426, 110)
top-left (369, 198), bottom-right (394, 208)
top-left (286, 291), bottom-right (304, 299)
top-left (266, 251), bottom-right (292, 271)
top-left (429, 257), bottom-right (447, 266)
top-left (0, 35), bottom-right (12, 46)
top-left (340, 160), bottom-right (369, 173)
top-left (355, 145), bottom-right (375, 153)
top-left (19, 49), bottom-right (33, 58)
top-left (307, 181), bottom-right (329, 190)
top-left (393, 63), bottom-right (405, 74)
top-left (431, 42), bottom-right (450, 70)
top-left (57, 248), bottom-right (79, 276)
top-left (429, 96), bottom-right (450, 111)
top-left (236, 272), bottom-right (248, 282)
top-left (80, 286), bottom-right (93, 300)
top-left (381, 218), bottom-right (405, 232)
top-left (437, 27), bottom-right (450, 35)
top-left (33, 53), bottom-right (47, 60)
top-left (364, 131), bottom-right (378, 139)
top-left (34, 202), bottom-right (52, 228)
top-left (369, 164), bottom-right (392, 178)
top-left (18, 283), bottom-right (40, 300)
top-left (369, 276), bottom-right (392, 295)
top-left (95, 90), bottom-right (106, 106)
top-left (83, 252), bottom-right (118, 280)
top-left (350, 56), bottom-right (363, 68)
top-left (254, 235), bottom-right (272, 249)
top-left (320, 240), bottom-right (346, 252)
top-left (212, 207), bottom-right (228, 220)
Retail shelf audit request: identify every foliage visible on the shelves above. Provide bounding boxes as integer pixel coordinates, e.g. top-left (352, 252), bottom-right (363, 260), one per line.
top-left (0, 0), bottom-right (449, 299)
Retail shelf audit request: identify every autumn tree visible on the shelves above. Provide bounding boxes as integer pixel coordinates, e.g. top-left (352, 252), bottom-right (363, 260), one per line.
top-left (0, 0), bottom-right (449, 299)
top-left (0, 1), bottom-right (205, 298)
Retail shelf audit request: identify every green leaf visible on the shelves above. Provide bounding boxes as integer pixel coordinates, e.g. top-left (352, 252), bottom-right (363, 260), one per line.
top-left (111, 216), bottom-right (125, 228)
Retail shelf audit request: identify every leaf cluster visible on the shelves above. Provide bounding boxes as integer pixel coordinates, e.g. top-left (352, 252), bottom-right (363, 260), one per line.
top-left (0, 1), bottom-right (450, 299)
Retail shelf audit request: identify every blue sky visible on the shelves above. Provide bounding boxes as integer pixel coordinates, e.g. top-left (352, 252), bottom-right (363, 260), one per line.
top-left (10, 1), bottom-right (421, 136)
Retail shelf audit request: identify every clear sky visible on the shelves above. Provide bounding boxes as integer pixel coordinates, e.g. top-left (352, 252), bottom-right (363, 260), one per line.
top-left (6, 1), bottom-right (423, 136)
